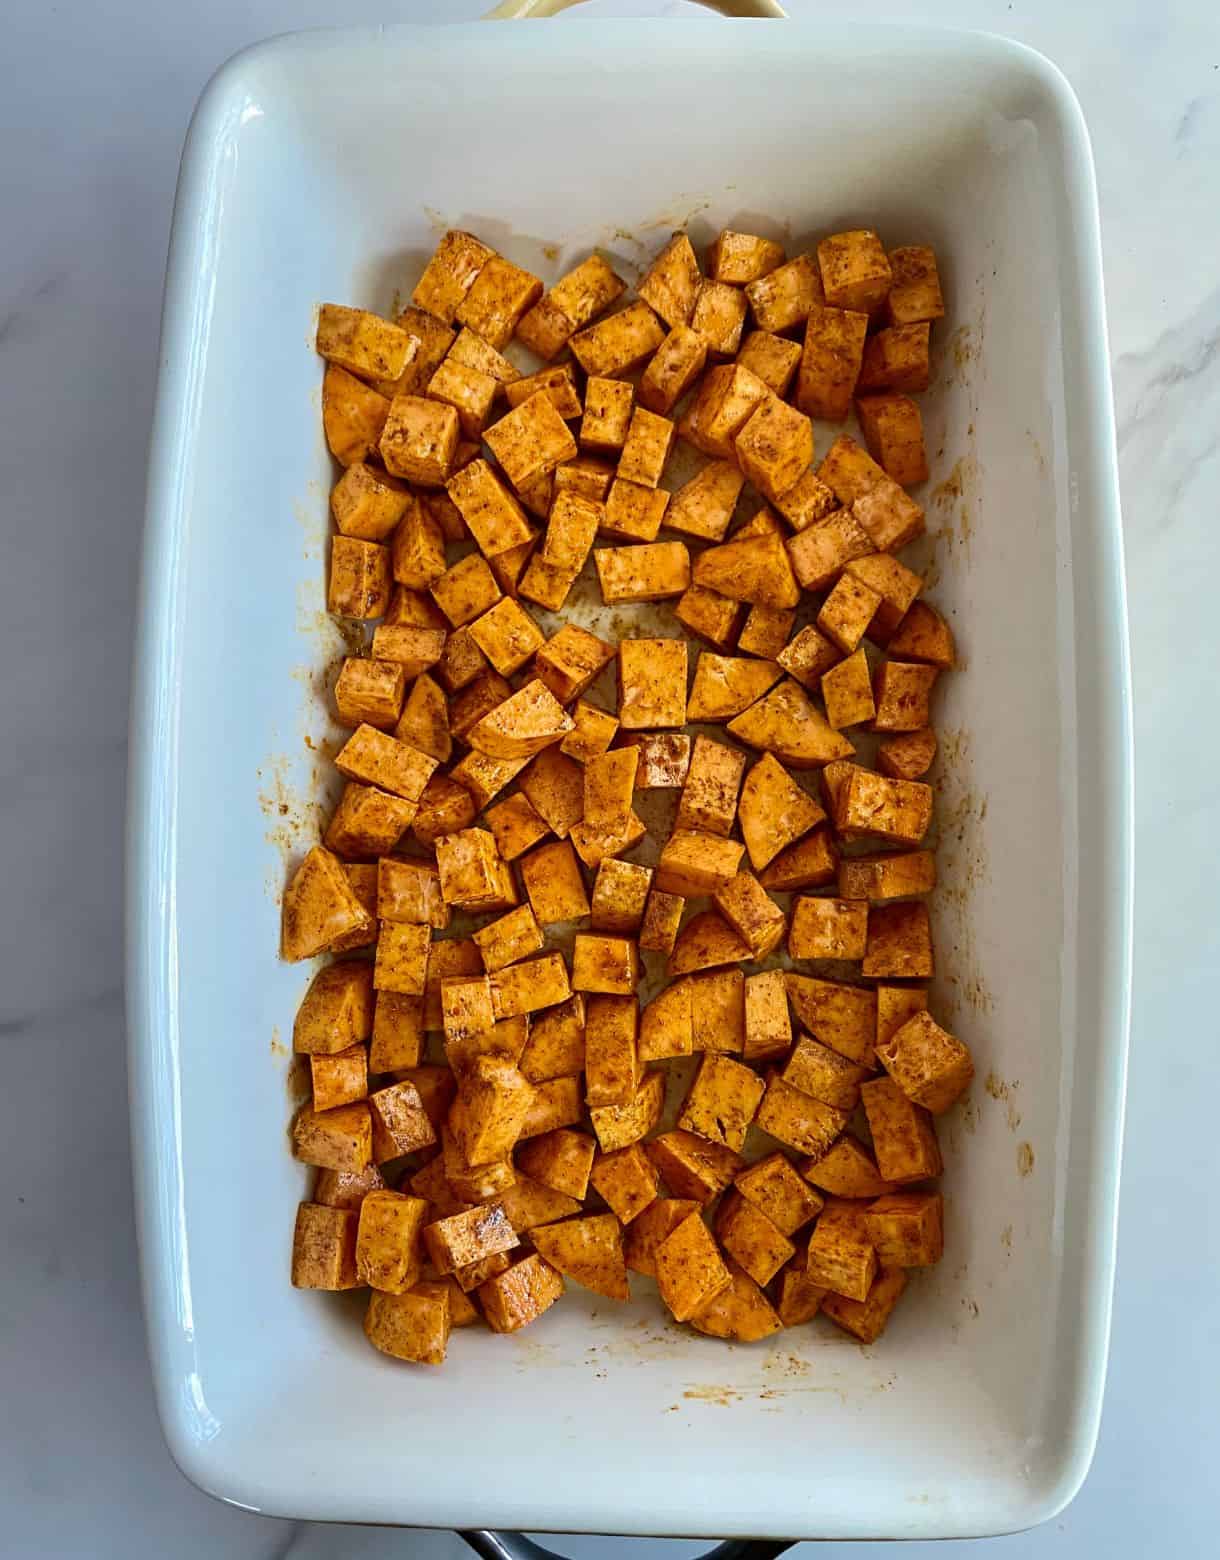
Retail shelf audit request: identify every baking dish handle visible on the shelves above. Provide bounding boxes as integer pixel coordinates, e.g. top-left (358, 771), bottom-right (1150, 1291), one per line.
top-left (461, 1534), bottom-right (793, 1560)
top-left (485, 0), bottom-right (787, 19)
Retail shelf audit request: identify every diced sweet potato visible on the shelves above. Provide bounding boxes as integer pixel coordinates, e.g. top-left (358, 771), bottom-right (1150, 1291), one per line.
top-left (292, 1101), bottom-right (372, 1173)
top-left (776, 1262), bottom-right (828, 1327)
top-left (805, 1198), bottom-right (877, 1301)
top-left (713, 871), bottom-right (786, 959)
top-left (595, 542), bottom-right (691, 605)
top-left (877, 727), bottom-right (937, 781)
top-left (693, 529), bottom-right (799, 612)
top-left (737, 752), bottom-right (825, 873)
top-left (617, 637), bottom-right (688, 729)
top-left (637, 233), bottom-right (702, 328)
top-left (863, 1191), bottom-right (944, 1267)
top-left (639, 979), bottom-right (693, 1062)
top-left (490, 953), bottom-right (573, 1019)
top-left (667, 910), bottom-right (750, 975)
top-left (860, 1076), bottom-right (943, 1183)
top-left (364, 1282), bottom-right (452, 1364)
top-left (561, 701), bottom-right (620, 764)
top-left (519, 839), bottom-right (590, 925)
top-left (570, 301), bottom-right (666, 378)
top-left (715, 1190), bottom-right (794, 1287)
top-left (745, 254), bottom-right (823, 334)
top-left (678, 1053), bottom-right (765, 1152)
top-left (757, 1075), bottom-right (848, 1159)
top-left (639, 888), bottom-right (686, 956)
top-left (638, 325), bottom-right (709, 416)
top-left (857, 321), bottom-right (931, 394)
top-left (355, 1190), bottom-right (428, 1293)
top-left (497, 1175), bottom-right (582, 1233)
top-left (665, 460), bottom-right (746, 543)
top-left (573, 935), bottom-right (641, 997)
top-left (734, 1152), bottom-right (823, 1237)
top-left (591, 857), bottom-right (653, 935)
top-left (423, 1202), bottom-right (519, 1277)
top-left (581, 375), bottom-right (635, 450)
top-left (313, 1162), bottom-right (386, 1213)
top-left (323, 364), bottom-right (391, 467)
top-left (292, 1202), bottom-right (360, 1290)
top-left (588, 1069), bottom-right (665, 1152)
top-left (516, 1126), bottom-right (597, 1200)
top-left (788, 895), bottom-right (868, 961)
top-left (656, 1212), bottom-right (733, 1323)
top-left (679, 363), bottom-right (770, 459)
top-left (655, 831), bottom-right (744, 897)
top-left (519, 747), bottom-right (585, 840)
top-left (875, 1008), bottom-right (973, 1113)
top-left (783, 1033), bottom-right (867, 1112)
top-left (727, 678), bottom-right (854, 769)
top-left (690, 1261), bottom-right (783, 1343)
top-left (802, 1135), bottom-right (896, 1199)
top-left (624, 1197), bottom-right (702, 1277)
top-left (736, 330), bottom-right (802, 397)
top-left (368, 1079), bottom-right (437, 1161)
top-left (517, 993), bottom-right (586, 1083)
top-left (646, 1129), bottom-right (742, 1203)
top-left (784, 974), bottom-right (875, 1066)
top-left (674, 584), bottom-right (744, 650)
top-left (468, 679), bottom-right (573, 761)
top-left (479, 1253), bottom-right (565, 1333)
top-left (742, 969), bottom-right (791, 1064)
top-left (590, 1143), bottom-right (659, 1225)
top-left (686, 656), bottom-right (781, 724)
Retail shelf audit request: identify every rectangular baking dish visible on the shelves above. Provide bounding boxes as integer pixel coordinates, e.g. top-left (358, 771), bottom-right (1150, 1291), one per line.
top-left (127, 16), bottom-right (1132, 1541)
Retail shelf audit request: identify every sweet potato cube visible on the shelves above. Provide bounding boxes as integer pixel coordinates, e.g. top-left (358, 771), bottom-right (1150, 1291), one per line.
top-left (674, 585), bottom-right (743, 650)
top-left (735, 331), bottom-right (801, 398)
top-left (588, 1068), bottom-right (665, 1152)
top-left (877, 728), bottom-right (937, 782)
top-left (819, 650), bottom-right (873, 731)
top-left (855, 997), bottom-right (922, 1077)
top-left (468, 680), bottom-right (573, 761)
top-left (518, 254), bottom-right (626, 358)
top-left (617, 406), bottom-right (676, 490)
top-left (539, 493), bottom-right (602, 577)
top-left (424, 1202), bottom-right (519, 1278)
top-left (667, 911), bottom-right (750, 975)
top-left (789, 896), bottom-right (868, 961)
top-left (887, 603), bottom-right (955, 670)
top-left (330, 462), bottom-right (411, 544)
top-left (735, 396), bottom-right (815, 504)
top-left (427, 356), bottom-right (496, 440)
top-left (570, 300), bottom-right (666, 378)
top-left (354, 1190), bottom-right (428, 1293)
top-left (805, 1200), bottom-right (878, 1301)
top-left (735, 1152), bottom-right (823, 1237)
top-left (737, 752), bottom-right (825, 872)
top-left (679, 363), bottom-right (770, 459)
top-left (590, 1143), bottom-right (659, 1225)
top-left (637, 232), bottom-right (702, 328)
top-left (785, 512), bottom-right (872, 595)
top-left (393, 675), bottom-right (451, 769)
top-left (665, 460), bottom-right (746, 545)
top-left (785, 974), bottom-right (875, 1065)
top-left (445, 1011), bottom-right (529, 1074)
top-left (411, 230), bottom-right (494, 323)
top-left (490, 953), bottom-right (572, 1020)
top-left (453, 255), bottom-right (542, 349)
top-left (573, 936), bottom-right (640, 998)
top-left (876, 1009), bottom-right (972, 1114)
top-left (292, 1202), bottom-right (360, 1290)
top-left (596, 542), bottom-right (691, 604)
top-left (856, 393), bottom-right (929, 487)
top-left (518, 994), bottom-right (586, 1083)
top-left (647, 1129), bottom-right (742, 1204)
top-left (591, 858), bottom-right (653, 934)
top-left (293, 960), bottom-right (375, 1056)
top-left (742, 969), bottom-right (791, 1063)
top-left (448, 327), bottom-right (520, 392)
top-left (745, 253), bottom-right (823, 333)
top-left (861, 1076), bottom-right (942, 1183)
top-left (380, 395), bottom-right (459, 487)
top-left (817, 574), bottom-right (882, 657)
top-left (838, 768), bottom-right (933, 845)
top-left (497, 1176), bottom-right (581, 1233)
top-left (331, 864), bottom-right (379, 953)
top-left (370, 626), bottom-right (447, 685)
top-left (715, 1190), bottom-right (794, 1287)
top-left (368, 1079), bottom-right (437, 1161)
top-left (292, 1101), bottom-right (372, 1173)
top-left (776, 1262), bottom-right (828, 1327)
top-left (757, 1076), bottom-right (848, 1159)
top-left (727, 679), bottom-right (854, 769)
top-left (505, 362), bottom-right (582, 419)
top-left (624, 1198), bottom-right (701, 1277)
top-left (435, 625), bottom-right (489, 693)
top-left (479, 1253), bottom-right (565, 1332)
top-left (517, 1126), bottom-right (596, 1199)
top-left (602, 479), bottom-right (669, 543)
top-left (639, 979), bottom-right (693, 1062)
top-left (693, 529), bottom-right (799, 612)
top-left (638, 890), bottom-right (686, 958)
top-left (313, 314), bottom-right (405, 385)
top-left (655, 831), bottom-right (744, 897)
top-left (376, 307), bottom-right (456, 400)
top-left (519, 839), bottom-right (589, 925)
top-left (326, 784), bottom-right (415, 867)
top-left (582, 992), bottom-right (640, 1108)
top-left (656, 1212), bottom-right (732, 1322)
top-left (322, 364), bottom-right (390, 467)
top-left (583, 747), bottom-right (639, 833)
top-left (561, 701), bottom-right (620, 764)
top-left (686, 656), bottom-right (780, 724)
top-left (864, 1191), bottom-right (944, 1267)
top-left (480, 796), bottom-right (546, 866)
top-left (449, 751), bottom-right (531, 815)
top-left (757, 827), bottom-right (836, 897)
top-left (858, 319), bottom-right (931, 394)
top-left (774, 471), bottom-right (838, 537)
top-left (434, 828), bottom-right (508, 910)
top-left (872, 662), bottom-right (939, 734)
top-left (674, 736), bottom-right (745, 838)
top-left (450, 1056), bottom-right (535, 1164)
top-left (824, 1264), bottom-right (909, 1342)
top-left (364, 1283), bottom-right (452, 1364)
top-left (818, 230), bottom-right (892, 314)
top-left (371, 921), bottom-right (429, 997)
top-left (519, 747), bottom-right (585, 839)
top-left (862, 901), bottom-right (935, 980)
top-left (617, 637), bottom-right (688, 729)
top-left (445, 457), bottom-right (533, 560)
top-left (620, 732), bottom-right (691, 788)
top-left (852, 481), bottom-right (925, 553)
top-left (581, 375), bottom-right (635, 451)
top-left (376, 859), bottom-right (447, 931)
top-left (335, 724), bottom-right (438, 804)
top-left (708, 229), bottom-right (785, 285)
top-left (691, 1261), bottom-right (783, 1342)
top-left (711, 873), bottom-right (785, 961)
top-left (638, 325), bottom-right (708, 416)
top-left (423, 939), bottom-right (483, 1030)
top-left (484, 392), bottom-right (577, 491)
top-left (466, 599), bottom-right (544, 679)
top-left (689, 968), bottom-right (745, 1054)
top-left (329, 536), bottom-right (392, 621)
top-left (471, 905), bottom-right (544, 975)
top-left (802, 1135), bottom-right (895, 1199)
top-left (310, 1044), bottom-right (368, 1113)
top-left (678, 1053), bottom-right (764, 1152)
top-left (783, 1033), bottom-right (867, 1112)
top-left (691, 279), bottom-right (748, 356)
top-left (885, 245), bottom-right (944, 326)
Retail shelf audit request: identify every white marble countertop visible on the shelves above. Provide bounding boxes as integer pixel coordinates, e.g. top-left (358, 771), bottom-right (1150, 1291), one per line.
top-left (0, 0), bottom-right (1213, 1554)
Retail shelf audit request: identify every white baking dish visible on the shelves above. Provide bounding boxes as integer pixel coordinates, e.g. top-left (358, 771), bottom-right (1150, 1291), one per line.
top-left (127, 14), bottom-right (1131, 1542)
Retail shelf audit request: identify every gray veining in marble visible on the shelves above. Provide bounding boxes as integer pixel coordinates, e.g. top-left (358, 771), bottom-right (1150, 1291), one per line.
top-left (1, 0), bottom-right (1216, 1556)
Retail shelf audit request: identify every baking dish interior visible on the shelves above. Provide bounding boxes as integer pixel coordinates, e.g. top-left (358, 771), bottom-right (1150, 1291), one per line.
top-left (131, 19), bottom-right (1128, 1540)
